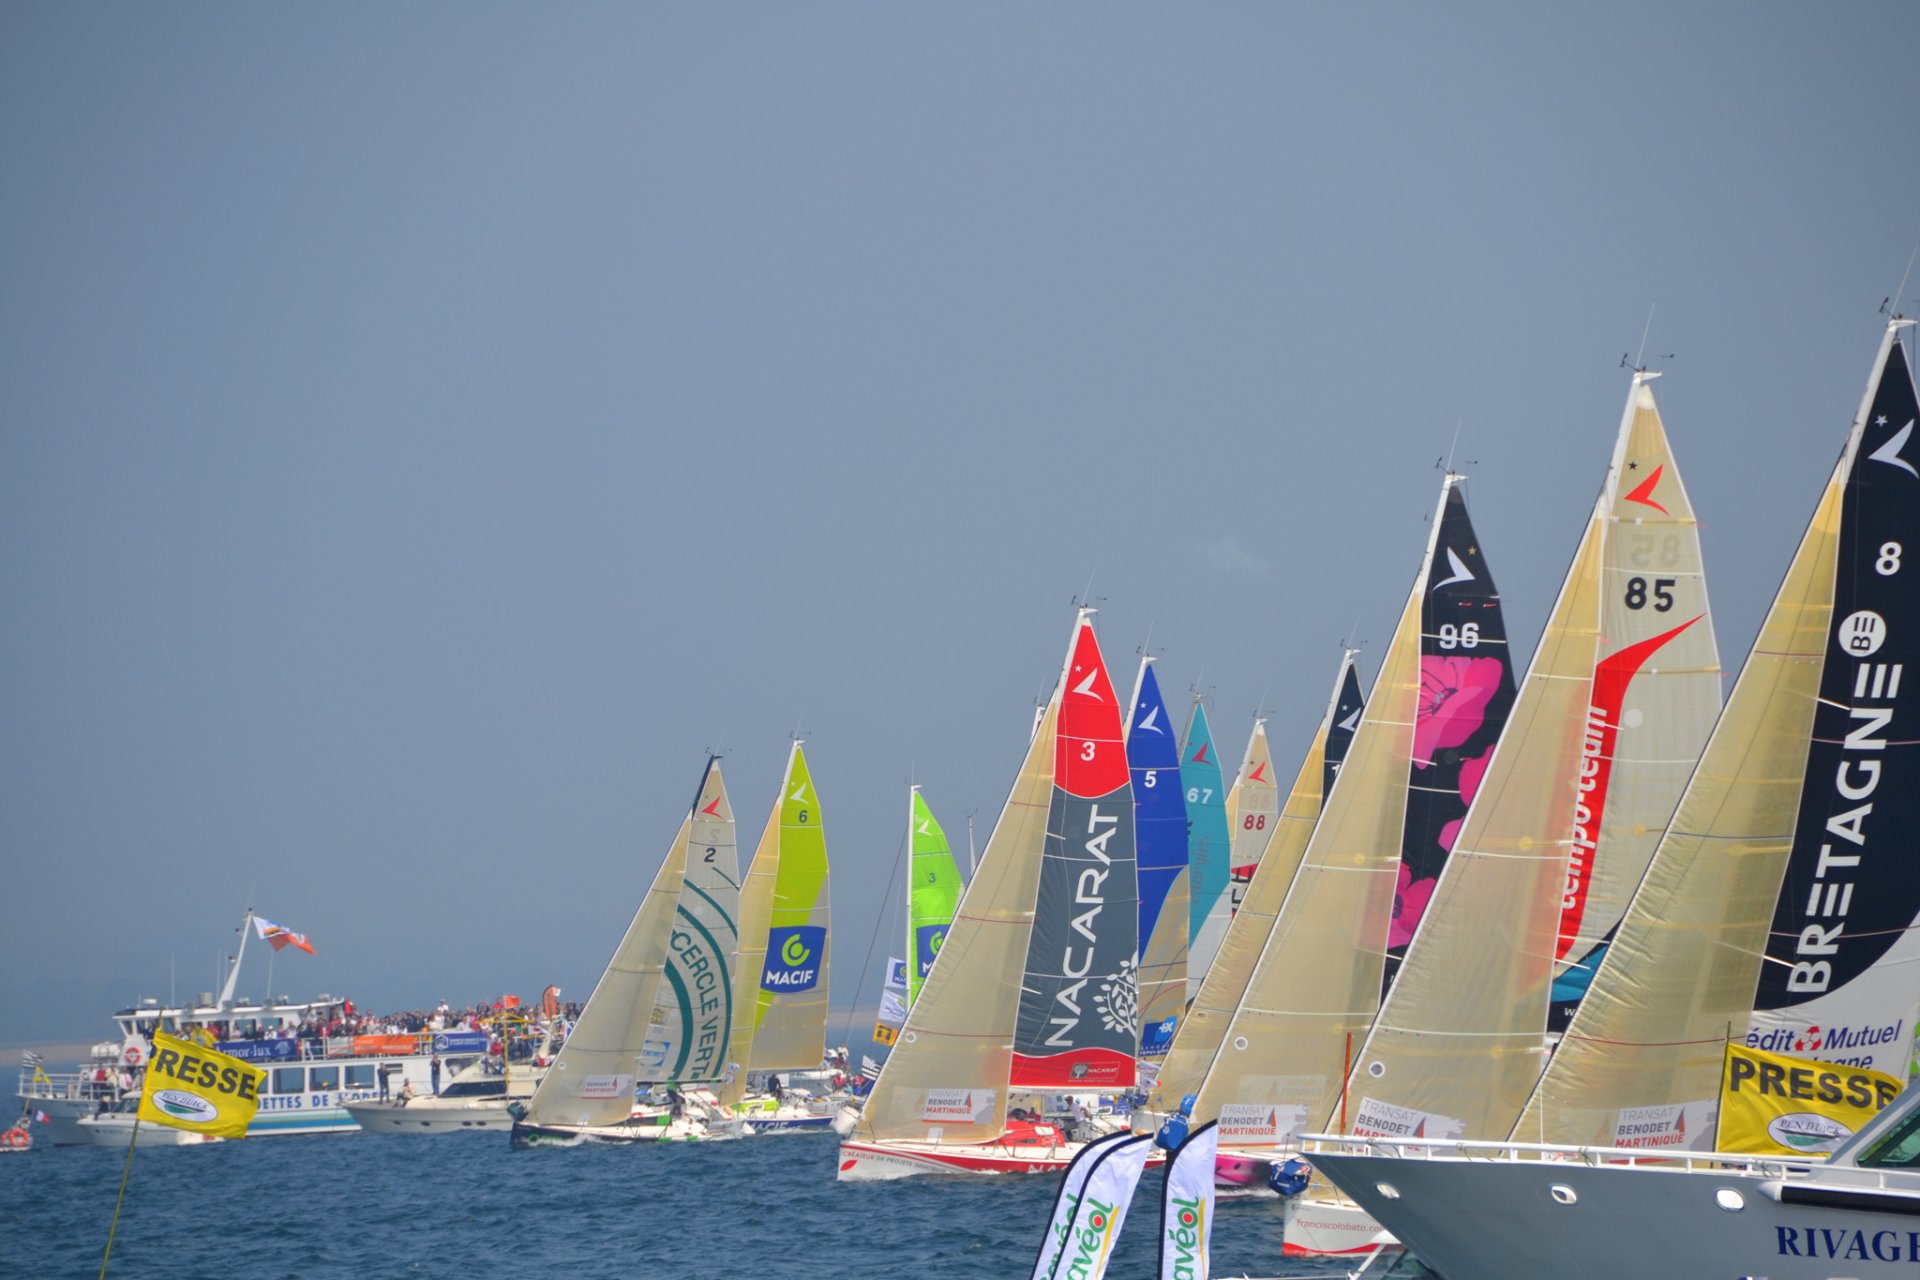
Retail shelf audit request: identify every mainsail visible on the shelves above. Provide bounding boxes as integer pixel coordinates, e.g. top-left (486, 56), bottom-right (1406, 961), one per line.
top-left (1383, 487), bottom-right (1519, 994)
top-left (1342, 372), bottom-right (1721, 1141)
top-left (1223, 721), bottom-right (1279, 918)
top-left (1181, 702), bottom-right (1232, 998)
top-left (1147, 651), bottom-right (1369, 1114)
top-left (1191, 476), bottom-right (1512, 1148)
top-left (1127, 657), bottom-right (1190, 1060)
top-left (1512, 320), bottom-right (1920, 1147)
top-left (726, 741), bottom-right (830, 1096)
top-left (1011, 614), bottom-right (1139, 1088)
top-left (523, 757), bottom-right (739, 1128)
top-left (907, 786), bottom-right (964, 1010)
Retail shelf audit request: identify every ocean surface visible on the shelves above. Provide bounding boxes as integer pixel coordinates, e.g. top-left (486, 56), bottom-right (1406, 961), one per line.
top-left (5, 1130), bottom-right (1365, 1280)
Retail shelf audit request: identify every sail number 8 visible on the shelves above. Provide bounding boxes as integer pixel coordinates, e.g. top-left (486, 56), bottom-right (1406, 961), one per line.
top-left (1436, 623), bottom-right (1479, 650)
top-left (1625, 577), bottom-right (1675, 611)
top-left (1879, 542), bottom-right (1903, 576)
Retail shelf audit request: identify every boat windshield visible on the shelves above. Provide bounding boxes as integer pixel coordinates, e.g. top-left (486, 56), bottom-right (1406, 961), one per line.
top-left (1855, 1106), bottom-right (1920, 1168)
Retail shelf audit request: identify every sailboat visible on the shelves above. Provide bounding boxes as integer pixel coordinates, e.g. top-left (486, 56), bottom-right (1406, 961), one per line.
top-left (726, 741), bottom-right (836, 1134)
top-left (907, 785), bottom-right (965, 1010)
top-left (1185, 475), bottom-right (1516, 1174)
top-left (1305, 317), bottom-right (1920, 1280)
top-left (1281, 364), bottom-right (1723, 1254)
top-left (1144, 651), bottom-right (1366, 1133)
top-left (511, 757), bottom-right (742, 1145)
top-left (838, 609), bottom-right (1150, 1179)
top-left (1180, 701), bottom-right (1232, 999)
top-left (1126, 655), bottom-right (1190, 1062)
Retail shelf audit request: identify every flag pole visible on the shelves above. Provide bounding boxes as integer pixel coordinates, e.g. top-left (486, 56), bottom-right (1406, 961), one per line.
top-left (97, 1108), bottom-right (143, 1278)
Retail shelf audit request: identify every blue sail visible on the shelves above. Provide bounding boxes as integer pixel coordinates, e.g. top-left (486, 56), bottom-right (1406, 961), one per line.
top-left (1182, 701), bottom-right (1233, 992)
top-left (1127, 660), bottom-right (1188, 1055)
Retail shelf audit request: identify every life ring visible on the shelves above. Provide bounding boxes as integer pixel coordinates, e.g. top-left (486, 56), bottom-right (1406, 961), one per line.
top-left (123, 1045), bottom-right (143, 1066)
top-left (1, 1128), bottom-right (28, 1149)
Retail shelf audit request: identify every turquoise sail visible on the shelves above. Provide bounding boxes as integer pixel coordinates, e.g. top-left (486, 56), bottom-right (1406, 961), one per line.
top-left (1182, 701), bottom-right (1232, 996)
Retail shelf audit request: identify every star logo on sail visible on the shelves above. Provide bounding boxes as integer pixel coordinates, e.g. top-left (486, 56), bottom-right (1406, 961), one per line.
top-left (1432, 548), bottom-right (1475, 591)
top-left (1869, 418), bottom-right (1917, 477)
top-left (1135, 705), bottom-right (1162, 734)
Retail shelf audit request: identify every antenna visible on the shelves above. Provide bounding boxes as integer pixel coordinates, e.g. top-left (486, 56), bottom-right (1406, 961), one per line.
top-left (1138, 620), bottom-right (1156, 657)
top-left (790, 716), bottom-right (805, 743)
top-left (1073, 569), bottom-right (1103, 612)
top-left (1634, 303), bottom-right (1656, 371)
top-left (1340, 613), bottom-right (1364, 652)
top-left (1891, 244), bottom-right (1920, 320)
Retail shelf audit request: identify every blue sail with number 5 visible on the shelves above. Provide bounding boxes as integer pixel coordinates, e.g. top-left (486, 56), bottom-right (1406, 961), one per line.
top-left (1126, 657), bottom-right (1189, 1058)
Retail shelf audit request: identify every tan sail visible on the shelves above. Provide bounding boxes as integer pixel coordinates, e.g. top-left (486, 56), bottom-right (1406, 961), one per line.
top-left (1224, 721), bottom-right (1281, 915)
top-left (1342, 375), bottom-right (1721, 1142)
top-left (524, 817), bottom-right (690, 1128)
top-left (1514, 322), bottom-right (1916, 1147)
top-left (1193, 584), bottom-right (1424, 1144)
top-left (1512, 462), bottom-right (1840, 1146)
top-left (852, 699), bottom-right (1061, 1145)
top-left (1148, 654), bottom-right (1346, 1113)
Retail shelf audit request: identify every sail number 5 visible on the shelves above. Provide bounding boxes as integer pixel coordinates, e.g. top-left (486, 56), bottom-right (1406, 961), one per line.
top-left (1625, 577), bottom-right (1675, 611)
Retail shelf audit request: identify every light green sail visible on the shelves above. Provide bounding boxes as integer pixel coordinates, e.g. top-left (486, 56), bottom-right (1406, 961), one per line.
top-left (726, 741), bottom-right (831, 1096)
top-left (906, 786), bottom-right (964, 1009)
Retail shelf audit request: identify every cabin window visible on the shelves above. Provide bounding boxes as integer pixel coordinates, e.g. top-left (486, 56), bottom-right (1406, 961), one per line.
top-left (344, 1065), bottom-right (375, 1089)
top-left (1857, 1108), bottom-right (1920, 1168)
top-left (272, 1068), bottom-right (305, 1096)
top-left (308, 1066), bottom-right (340, 1091)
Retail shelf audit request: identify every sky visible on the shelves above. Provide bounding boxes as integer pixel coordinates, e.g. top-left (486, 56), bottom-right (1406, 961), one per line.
top-left (4, 3), bottom-right (1918, 1050)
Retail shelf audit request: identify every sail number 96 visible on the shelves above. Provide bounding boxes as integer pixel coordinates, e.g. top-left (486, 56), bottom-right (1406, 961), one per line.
top-left (1436, 623), bottom-right (1480, 650)
top-left (1625, 576), bottom-right (1675, 611)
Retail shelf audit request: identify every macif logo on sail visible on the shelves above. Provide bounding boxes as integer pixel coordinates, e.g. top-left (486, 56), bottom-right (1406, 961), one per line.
top-left (761, 926), bottom-right (825, 992)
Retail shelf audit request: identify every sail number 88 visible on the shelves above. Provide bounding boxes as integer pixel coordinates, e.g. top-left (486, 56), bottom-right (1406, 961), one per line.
top-left (1436, 623), bottom-right (1479, 650)
top-left (1625, 577), bottom-right (1675, 611)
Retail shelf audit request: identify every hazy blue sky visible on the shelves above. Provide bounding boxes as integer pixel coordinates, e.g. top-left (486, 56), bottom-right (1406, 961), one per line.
top-left (5, 3), bottom-right (1917, 1049)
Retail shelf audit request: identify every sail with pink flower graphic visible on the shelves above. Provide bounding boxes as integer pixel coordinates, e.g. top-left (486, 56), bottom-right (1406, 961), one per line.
top-left (1381, 483), bottom-right (1519, 992)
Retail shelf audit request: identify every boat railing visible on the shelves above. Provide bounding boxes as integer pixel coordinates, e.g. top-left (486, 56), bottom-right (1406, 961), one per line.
top-left (16, 1069), bottom-right (120, 1101)
top-left (1300, 1130), bottom-right (1813, 1180)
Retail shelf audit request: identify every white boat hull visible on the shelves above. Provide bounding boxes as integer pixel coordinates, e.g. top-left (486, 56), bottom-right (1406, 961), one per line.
top-left (341, 1098), bottom-right (515, 1133)
top-left (75, 1114), bottom-right (223, 1147)
top-left (1280, 1192), bottom-right (1398, 1257)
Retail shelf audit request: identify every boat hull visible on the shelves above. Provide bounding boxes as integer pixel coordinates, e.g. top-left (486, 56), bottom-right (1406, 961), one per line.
top-left (342, 1099), bottom-right (515, 1133)
top-left (836, 1137), bottom-right (1165, 1181)
top-left (1312, 1148), bottom-right (1886, 1280)
top-left (1280, 1192), bottom-right (1397, 1257)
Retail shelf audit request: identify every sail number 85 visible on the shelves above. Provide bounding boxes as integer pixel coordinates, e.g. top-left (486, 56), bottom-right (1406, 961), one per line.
top-left (1436, 623), bottom-right (1479, 650)
top-left (1625, 577), bottom-right (1675, 611)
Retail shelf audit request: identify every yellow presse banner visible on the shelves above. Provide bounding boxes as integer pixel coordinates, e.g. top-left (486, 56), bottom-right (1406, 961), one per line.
top-left (1718, 1041), bottom-right (1902, 1157)
top-left (136, 1030), bottom-right (267, 1140)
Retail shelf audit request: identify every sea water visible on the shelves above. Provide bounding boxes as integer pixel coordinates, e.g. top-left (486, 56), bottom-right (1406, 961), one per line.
top-left (3, 1131), bottom-right (1360, 1279)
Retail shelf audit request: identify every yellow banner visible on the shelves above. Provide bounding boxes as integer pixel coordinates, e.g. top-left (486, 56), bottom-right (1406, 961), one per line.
top-left (872, 1022), bottom-right (898, 1047)
top-left (136, 1030), bottom-right (267, 1140)
top-left (1718, 1041), bottom-right (1902, 1157)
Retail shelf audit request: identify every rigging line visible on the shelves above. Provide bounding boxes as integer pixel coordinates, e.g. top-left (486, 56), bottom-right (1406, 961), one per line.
top-left (837, 820), bottom-right (909, 1049)
top-left (1635, 302), bottom-right (1657, 371)
top-left (1895, 243), bottom-right (1919, 318)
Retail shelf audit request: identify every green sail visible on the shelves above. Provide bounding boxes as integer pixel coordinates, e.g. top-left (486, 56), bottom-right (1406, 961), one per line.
top-left (906, 787), bottom-right (965, 1008)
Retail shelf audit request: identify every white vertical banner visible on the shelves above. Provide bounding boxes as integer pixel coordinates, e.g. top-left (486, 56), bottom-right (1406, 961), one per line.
top-left (1045, 1133), bottom-right (1156, 1280)
top-left (1158, 1119), bottom-right (1219, 1280)
top-left (1030, 1130), bottom-right (1139, 1280)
